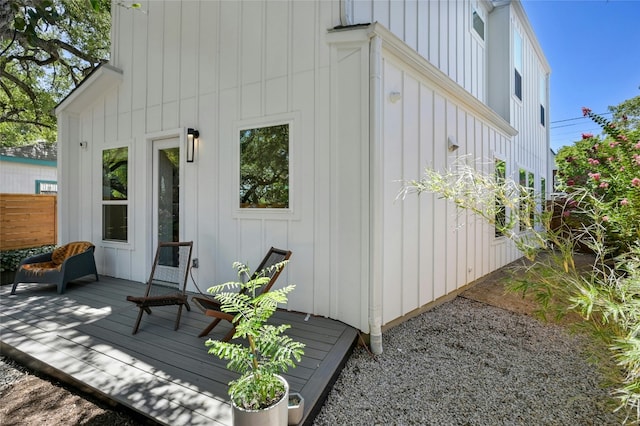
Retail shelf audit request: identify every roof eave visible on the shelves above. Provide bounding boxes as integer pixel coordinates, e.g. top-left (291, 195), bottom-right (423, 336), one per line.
top-left (55, 63), bottom-right (123, 116)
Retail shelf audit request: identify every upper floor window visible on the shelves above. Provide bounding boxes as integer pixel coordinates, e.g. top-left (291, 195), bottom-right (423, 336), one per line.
top-left (540, 74), bottom-right (547, 126)
top-left (514, 29), bottom-right (523, 101)
top-left (472, 10), bottom-right (485, 41)
top-left (240, 124), bottom-right (289, 209)
top-left (102, 146), bottom-right (128, 242)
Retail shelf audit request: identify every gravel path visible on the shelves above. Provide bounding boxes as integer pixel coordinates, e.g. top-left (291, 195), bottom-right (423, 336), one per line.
top-left (313, 297), bottom-right (621, 425)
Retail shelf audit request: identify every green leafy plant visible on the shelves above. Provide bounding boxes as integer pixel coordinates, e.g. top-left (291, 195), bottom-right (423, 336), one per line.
top-left (205, 261), bottom-right (305, 410)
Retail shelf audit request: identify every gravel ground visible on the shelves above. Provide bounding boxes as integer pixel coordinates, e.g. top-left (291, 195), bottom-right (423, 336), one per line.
top-left (0, 356), bottom-right (27, 393)
top-left (313, 297), bottom-right (621, 426)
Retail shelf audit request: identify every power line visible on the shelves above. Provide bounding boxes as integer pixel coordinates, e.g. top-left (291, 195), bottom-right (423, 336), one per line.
top-left (550, 111), bottom-right (613, 124)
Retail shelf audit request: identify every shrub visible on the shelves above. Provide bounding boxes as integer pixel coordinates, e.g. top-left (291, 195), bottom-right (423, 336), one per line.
top-left (556, 107), bottom-right (640, 254)
top-left (0, 245), bottom-right (56, 272)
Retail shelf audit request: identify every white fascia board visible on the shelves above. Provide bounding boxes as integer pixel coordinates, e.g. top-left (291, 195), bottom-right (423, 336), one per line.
top-left (55, 64), bottom-right (123, 116)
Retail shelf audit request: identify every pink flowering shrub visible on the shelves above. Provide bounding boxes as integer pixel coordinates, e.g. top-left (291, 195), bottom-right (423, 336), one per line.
top-left (556, 106), bottom-right (640, 254)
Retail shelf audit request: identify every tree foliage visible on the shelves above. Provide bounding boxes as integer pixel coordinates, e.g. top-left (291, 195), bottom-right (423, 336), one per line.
top-left (0, 0), bottom-right (112, 146)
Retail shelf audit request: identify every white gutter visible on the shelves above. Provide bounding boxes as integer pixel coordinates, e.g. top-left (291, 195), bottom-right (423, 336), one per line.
top-left (368, 34), bottom-right (383, 355)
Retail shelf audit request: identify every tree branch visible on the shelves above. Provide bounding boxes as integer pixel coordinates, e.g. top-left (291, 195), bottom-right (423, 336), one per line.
top-left (0, 68), bottom-right (38, 103)
top-left (0, 116), bottom-right (54, 129)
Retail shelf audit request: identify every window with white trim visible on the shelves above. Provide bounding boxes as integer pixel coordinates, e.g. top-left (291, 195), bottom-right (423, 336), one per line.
top-left (472, 10), bottom-right (485, 41)
top-left (239, 123), bottom-right (289, 209)
top-left (514, 29), bottom-right (523, 101)
top-left (519, 168), bottom-right (535, 232)
top-left (540, 73), bottom-right (547, 126)
top-left (102, 147), bottom-right (128, 242)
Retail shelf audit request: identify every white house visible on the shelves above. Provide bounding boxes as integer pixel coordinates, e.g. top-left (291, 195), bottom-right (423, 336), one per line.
top-left (0, 142), bottom-right (58, 194)
top-left (55, 0), bottom-right (550, 353)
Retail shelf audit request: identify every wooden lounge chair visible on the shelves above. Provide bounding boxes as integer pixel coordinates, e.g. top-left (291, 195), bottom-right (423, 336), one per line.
top-left (192, 247), bottom-right (292, 341)
top-left (126, 241), bottom-right (193, 334)
top-left (11, 241), bottom-right (98, 295)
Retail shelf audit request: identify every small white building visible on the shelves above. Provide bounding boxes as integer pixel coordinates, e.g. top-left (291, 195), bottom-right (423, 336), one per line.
top-left (55, 0), bottom-right (550, 352)
top-left (0, 142), bottom-right (58, 194)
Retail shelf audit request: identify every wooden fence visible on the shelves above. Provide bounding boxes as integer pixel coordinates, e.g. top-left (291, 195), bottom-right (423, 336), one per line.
top-left (0, 194), bottom-right (57, 251)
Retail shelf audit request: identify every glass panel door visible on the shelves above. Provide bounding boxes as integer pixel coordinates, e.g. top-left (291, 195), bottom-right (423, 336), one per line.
top-left (153, 138), bottom-right (180, 267)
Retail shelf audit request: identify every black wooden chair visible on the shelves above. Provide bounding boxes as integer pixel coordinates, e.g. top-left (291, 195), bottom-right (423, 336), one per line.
top-left (126, 241), bottom-right (193, 334)
top-left (192, 247), bottom-right (292, 341)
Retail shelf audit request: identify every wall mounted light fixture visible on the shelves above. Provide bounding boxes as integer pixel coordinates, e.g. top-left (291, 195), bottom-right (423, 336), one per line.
top-left (187, 128), bottom-right (199, 163)
top-left (447, 136), bottom-right (460, 152)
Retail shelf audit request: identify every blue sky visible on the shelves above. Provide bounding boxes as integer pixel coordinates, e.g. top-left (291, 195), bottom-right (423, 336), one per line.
top-left (521, 0), bottom-right (640, 152)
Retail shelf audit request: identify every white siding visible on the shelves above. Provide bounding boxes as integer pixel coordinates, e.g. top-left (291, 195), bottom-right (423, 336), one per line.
top-left (509, 8), bottom-right (550, 201)
top-left (0, 161), bottom-right (56, 194)
top-left (56, 0), bottom-right (550, 335)
top-left (378, 49), bottom-right (520, 326)
top-left (59, 0), bottom-right (373, 329)
top-left (351, 0), bottom-right (487, 101)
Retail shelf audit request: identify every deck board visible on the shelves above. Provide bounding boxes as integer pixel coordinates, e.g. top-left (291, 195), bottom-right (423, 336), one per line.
top-left (0, 276), bottom-right (357, 425)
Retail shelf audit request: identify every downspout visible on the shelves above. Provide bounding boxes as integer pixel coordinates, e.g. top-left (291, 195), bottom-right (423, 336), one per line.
top-left (340, 0), bottom-right (353, 26)
top-left (368, 32), bottom-right (383, 355)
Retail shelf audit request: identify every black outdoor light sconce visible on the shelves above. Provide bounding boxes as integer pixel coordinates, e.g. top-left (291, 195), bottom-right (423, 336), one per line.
top-left (187, 128), bottom-right (199, 163)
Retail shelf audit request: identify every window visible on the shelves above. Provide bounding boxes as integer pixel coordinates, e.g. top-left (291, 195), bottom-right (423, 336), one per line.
top-left (528, 171), bottom-right (535, 224)
top-left (541, 178), bottom-right (546, 204)
top-left (35, 180), bottom-right (57, 194)
top-left (102, 147), bottom-right (128, 241)
top-left (473, 10), bottom-right (485, 41)
top-left (494, 158), bottom-right (506, 237)
top-left (240, 124), bottom-right (289, 209)
top-left (514, 29), bottom-right (523, 101)
top-left (540, 74), bottom-right (547, 126)
top-left (518, 168), bottom-right (535, 232)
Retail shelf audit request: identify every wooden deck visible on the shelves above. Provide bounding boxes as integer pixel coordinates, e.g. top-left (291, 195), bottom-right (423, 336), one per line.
top-left (0, 276), bottom-right (358, 425)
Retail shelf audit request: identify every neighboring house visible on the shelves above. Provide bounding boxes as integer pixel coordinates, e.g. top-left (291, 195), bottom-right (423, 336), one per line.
top-left (0, 142), bottom-right (58, 194)
top-left (55, 0), bottom-right (550, 352)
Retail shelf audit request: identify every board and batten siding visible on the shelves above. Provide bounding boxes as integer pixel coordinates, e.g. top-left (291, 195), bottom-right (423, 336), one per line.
top-left (375, 36), bottom-right (520, 326)
top-left (348, 0), bottom-right (488, 102)
top-left (508, 7), bottom-right (550, 200)
top-left (56, 1), bottom-right (549, 335)
top-left (59, 0), bottom-right (372, 331)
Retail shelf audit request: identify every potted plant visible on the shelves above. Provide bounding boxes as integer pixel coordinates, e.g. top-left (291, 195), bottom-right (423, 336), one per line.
top-left (205, 260), bottom-right (305, 426)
